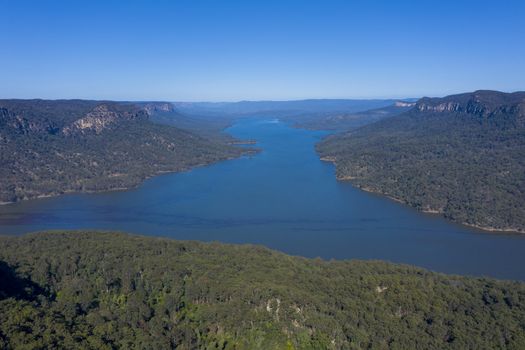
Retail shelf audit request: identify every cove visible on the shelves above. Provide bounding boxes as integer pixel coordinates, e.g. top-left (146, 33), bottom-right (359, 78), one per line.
top-left (1, 118), bottom-right (525, 281)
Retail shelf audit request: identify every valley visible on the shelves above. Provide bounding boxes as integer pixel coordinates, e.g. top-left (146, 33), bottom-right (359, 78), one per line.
top-left (1, 117), bottom-right (525, 281)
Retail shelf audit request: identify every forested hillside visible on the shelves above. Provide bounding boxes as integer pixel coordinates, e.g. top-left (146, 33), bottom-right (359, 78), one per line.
top-left (0, 231), bottom-right (524, 349)
top-left (317, 90), bottom-right (525, 232)
top-left (0, 99), bottom-right (244, 203)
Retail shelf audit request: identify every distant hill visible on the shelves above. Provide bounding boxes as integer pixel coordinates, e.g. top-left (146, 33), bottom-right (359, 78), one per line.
top-left (284, 101), bottom-right (415, 131)
top-left (148, 108), bottom-right (237, 141)
top-left (318, 90), bottom-right (525, 232)
top-left (1, 231), bottom-right (524, 349)
top-left (173, 99), bottom-right (398, 117)
top-left (0, 99), bottom-right (244, 203)
top-left (150, 99), bottom-right (409, 141)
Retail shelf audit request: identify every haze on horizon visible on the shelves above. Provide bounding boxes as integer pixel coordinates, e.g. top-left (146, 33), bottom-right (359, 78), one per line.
top-left (1, 0), bottom-right (524, 102)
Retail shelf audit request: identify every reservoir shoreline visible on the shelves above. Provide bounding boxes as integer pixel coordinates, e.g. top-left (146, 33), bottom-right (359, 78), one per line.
top-left (1, 118), bottom-right (525, 281)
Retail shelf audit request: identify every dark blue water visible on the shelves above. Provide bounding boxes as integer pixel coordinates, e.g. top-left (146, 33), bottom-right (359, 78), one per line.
top-left (1, 119), bottom-right (524, 280)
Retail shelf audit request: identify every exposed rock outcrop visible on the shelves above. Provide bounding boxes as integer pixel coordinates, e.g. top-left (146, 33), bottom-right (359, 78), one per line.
top-left (62, 104), bottom-right (148, 135)
top-left (415, 90), bottom-right (525, 122)
top-left (0, 107), bottom-right (59, 135)
top-left (142, 102), bottom-right (175, 116)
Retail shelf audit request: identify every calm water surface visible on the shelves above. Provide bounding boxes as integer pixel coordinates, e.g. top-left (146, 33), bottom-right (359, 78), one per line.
top-left (1, 119), bottom-right (524, 280)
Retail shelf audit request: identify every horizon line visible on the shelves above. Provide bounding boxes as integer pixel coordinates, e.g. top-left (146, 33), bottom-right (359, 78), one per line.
top-left (1, 88), bottom-right (523, 103)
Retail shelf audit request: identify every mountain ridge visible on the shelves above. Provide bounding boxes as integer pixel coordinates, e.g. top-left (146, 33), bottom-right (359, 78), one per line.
top-left (317, 90), bottom-right (525, 232)
top-left (0, 99), bottom-right (244, 203)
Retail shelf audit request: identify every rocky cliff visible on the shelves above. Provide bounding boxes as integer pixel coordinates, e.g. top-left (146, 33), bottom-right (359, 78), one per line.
top-left (142, 102), bottom-right (175, 116)
top-left (415, 90), bottom-right (525, 124)
top-left (62, 104), bottom-right (148, 135)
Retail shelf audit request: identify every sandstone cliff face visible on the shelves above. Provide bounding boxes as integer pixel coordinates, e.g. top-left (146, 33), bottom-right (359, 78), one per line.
top-left (415, 90), bottom-right (525, 122)
top-left (394, 101), bottom-right (415, 108)
top-left (1, 102), bottom-right (151, 137)
top-left (142, 102), bottom-right (175, 116)
top-left (62, 104), bottom-right (148, 135)
top-left (0, 107), bottom-right (58, 135)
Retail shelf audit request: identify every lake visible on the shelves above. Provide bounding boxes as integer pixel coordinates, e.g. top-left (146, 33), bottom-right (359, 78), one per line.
top-left (1, 118), bottom-right (524, 280)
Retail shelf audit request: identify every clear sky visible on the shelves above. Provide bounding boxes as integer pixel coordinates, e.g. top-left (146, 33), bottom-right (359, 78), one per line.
top-left (1, 0), bottom-right (524, 101)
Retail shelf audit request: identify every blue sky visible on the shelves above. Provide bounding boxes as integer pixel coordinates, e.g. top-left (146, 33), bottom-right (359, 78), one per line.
top-left (1, 0), bottom-right (524, 101)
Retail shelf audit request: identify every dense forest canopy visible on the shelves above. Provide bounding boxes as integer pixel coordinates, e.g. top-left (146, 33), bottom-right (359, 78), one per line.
top-left (0, 231), bottom-right (524, 349)
top-left (317, 90), bottom-right (525, 232)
